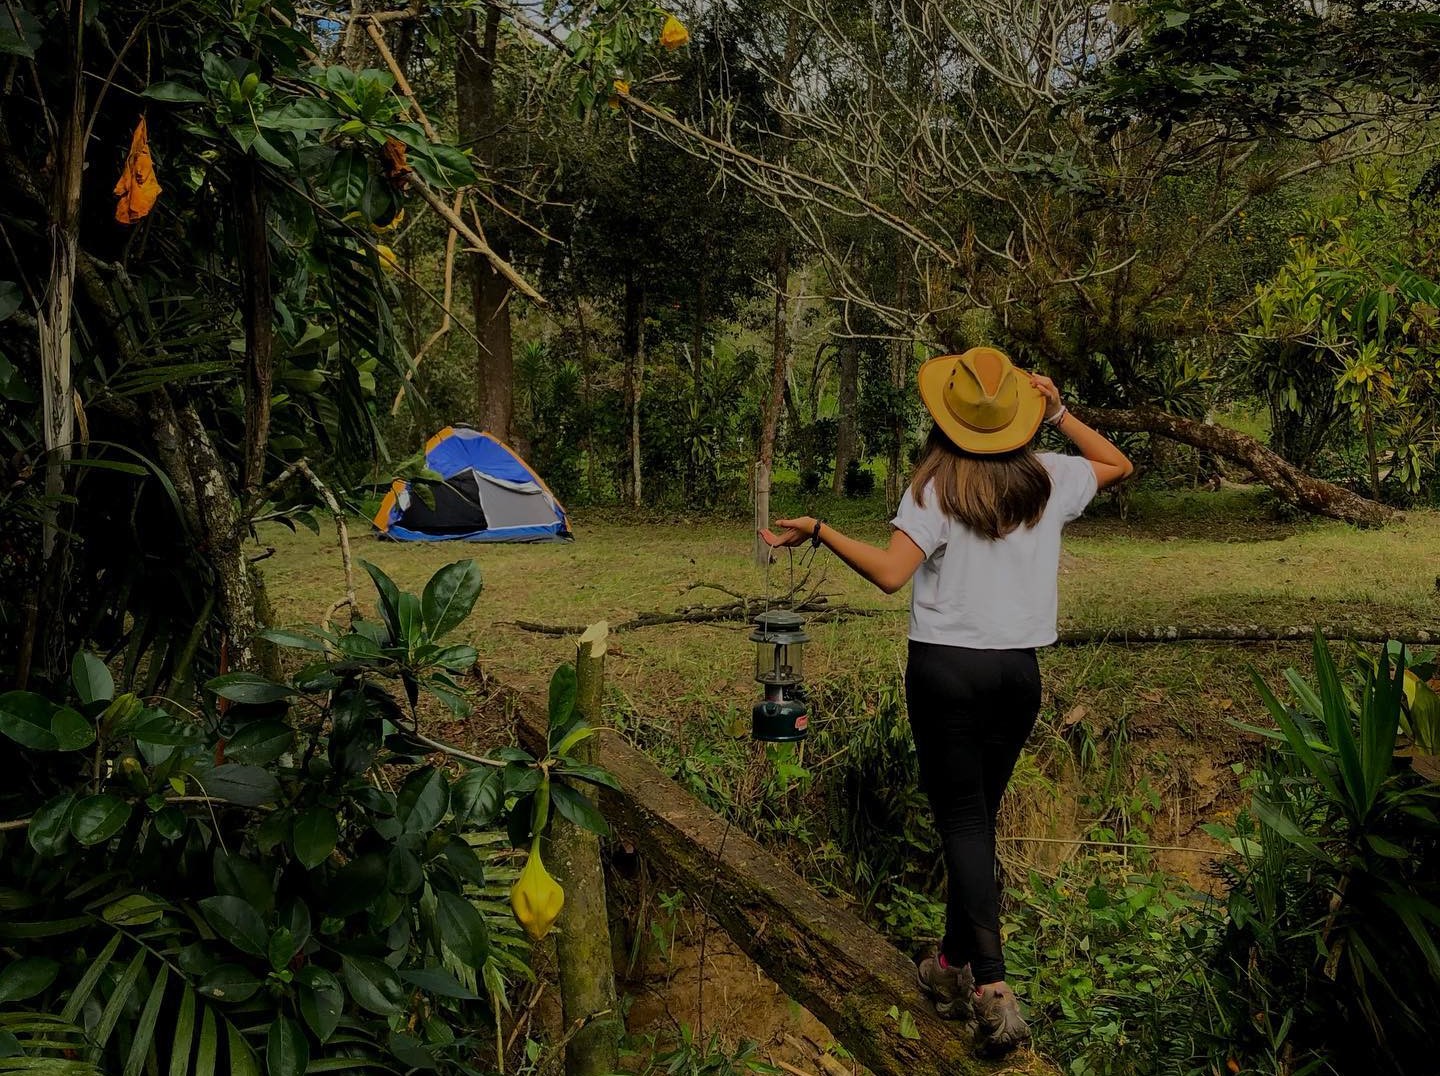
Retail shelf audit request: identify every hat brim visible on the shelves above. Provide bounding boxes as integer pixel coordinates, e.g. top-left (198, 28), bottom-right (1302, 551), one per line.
top-left (917, 353), bottom-right (1047, 455)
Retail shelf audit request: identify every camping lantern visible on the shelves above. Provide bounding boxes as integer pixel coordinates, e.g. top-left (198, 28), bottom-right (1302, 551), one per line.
top-left (748, 610), bottom-right (810, 742)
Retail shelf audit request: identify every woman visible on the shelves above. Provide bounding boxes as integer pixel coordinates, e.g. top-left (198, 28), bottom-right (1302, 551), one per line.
top-left (762, 347), bottom-right (1131, 1059)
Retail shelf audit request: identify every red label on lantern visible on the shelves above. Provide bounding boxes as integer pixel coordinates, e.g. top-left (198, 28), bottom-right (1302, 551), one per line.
top-left (795, 715), bottom-right (809, 731)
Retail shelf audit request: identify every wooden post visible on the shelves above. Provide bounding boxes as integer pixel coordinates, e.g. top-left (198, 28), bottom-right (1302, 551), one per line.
top-left (550, 622), bottom-right (620, 1075)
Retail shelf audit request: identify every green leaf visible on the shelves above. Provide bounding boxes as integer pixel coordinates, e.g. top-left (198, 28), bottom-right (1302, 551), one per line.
top-left (327, 148), bottom-right (369, 209)
top-left (396, 767), bottom-right (449, 834)
top-left (196, 1003), bottom-right (219, 1076)
top-left (92, 950), bottom-right (146, 1052)
top-left (228, 1021), bottom-right (261, 1076)
top-left (360, 560), bottom-right (402, 641)
top-left (341, 956), bottom-right (404, 1015)
top-left (27, 793), bottom-right (75, 857)
top-left (434, 891), bottom-right (489, 969)
top-left (292, 807), bottom-right (339, 869)
top-left (398, 965), bottom-right (478, 999)
top-left (0, 281), bottom-right (20, 321)
top-left (198, 964), bottom-right (262, 1004)
top-left (122, 964), bottom-right (170, 1076)
top-left (203, 764), bottom-right (281, 806)
top-left (453, 766), bottom-right (504, 827)
top-left (421, 560), bottom-right (484, 638)
top-left (72, 651), bottom-right (114, 704)
top-left (102, 893), bottom-right (167, 927)
top-left (0, 691), bottom-right (59, 750)
top-left (554, 760), bottom-right (620, 791)
top-left (257, 628), bottom-right (327, 652)
top-left (0, 958), bottom-right (60, 1003)
top-left (61, 933), bottom-right (120, 1023)
top-left (550, 782), bottom-right (609, 837)
top-left (168, 982), bottom-right (196, 1076)
top-left (548, 665), bottom-right (577, 731)
top-left (199, 895), bottom-right (270, 958)
top-left (266, 1017), bottom-right (308, 1076)
top-left (214, 852), bottom-right (277, 915)
top-left (397, 591), bottom-right (422, 650)
top-left (70, 794), bottom-right (132, 845)
top-left (142, 81), bottom-right (207, 103)
top-left (49, 707), bottom-right (94, 751)
top-left (224, 720), bottom-right (293, 766)
top-left (296, 967), bottom-right (343, 1042)
top-left (206, 672), bottom-right (294, 705)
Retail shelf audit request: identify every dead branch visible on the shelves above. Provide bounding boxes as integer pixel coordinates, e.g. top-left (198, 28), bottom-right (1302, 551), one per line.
top-left (246, 459), bottom-right (356, 632)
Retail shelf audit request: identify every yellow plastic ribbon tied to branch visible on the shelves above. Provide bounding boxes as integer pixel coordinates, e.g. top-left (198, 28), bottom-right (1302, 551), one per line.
top-left (661, 13), bottom-right (689, 49)
top-left (114, 116), bottom-right (162, 225)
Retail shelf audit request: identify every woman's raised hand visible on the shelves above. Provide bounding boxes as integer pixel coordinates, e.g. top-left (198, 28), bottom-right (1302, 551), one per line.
top-left (1027, 372), bottom-right (1064, 421)
top-left (759, 516), bottom-right (816, 548)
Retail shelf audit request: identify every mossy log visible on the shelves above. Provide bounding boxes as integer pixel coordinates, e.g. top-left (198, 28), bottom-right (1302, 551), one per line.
top-left (512, 692), bottom-right (1058, 1076)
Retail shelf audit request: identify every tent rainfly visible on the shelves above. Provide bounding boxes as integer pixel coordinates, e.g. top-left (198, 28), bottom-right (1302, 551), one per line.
top-left (373, 427), bottom-right (571, 543)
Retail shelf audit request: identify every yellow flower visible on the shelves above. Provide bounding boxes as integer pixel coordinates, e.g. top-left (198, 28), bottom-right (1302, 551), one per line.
top-left (510, 843), bottom-right (565, 941)
top-left (609, 79), bottom-right (631, 110)
top-left (660, 13), bottom-right (689, 49)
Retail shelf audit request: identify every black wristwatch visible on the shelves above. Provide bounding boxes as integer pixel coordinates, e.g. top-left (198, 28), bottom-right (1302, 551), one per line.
top-left (811, 518), bottom-right (826, 548)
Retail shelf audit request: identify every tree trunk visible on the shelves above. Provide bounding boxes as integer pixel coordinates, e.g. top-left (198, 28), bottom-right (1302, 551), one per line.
top-left (237, 160), bottom-right (273, 495)
top-left (688, 275), bottom-right (707, 501)
top-left (511, 691), bottom-right (1057, 1076)
top-left (574, 291), bottom-right (599, 502)
top-left (458, 7), bottom-right (514, 442)
top-left (551, 624), bottom-right (621, 1076)
top-left (621, 277), bottom-right (645, 507)
top-left (1073, 404), bottom-right (1393, 526)
top-left (755, 240), bottom-right (790, 564)
top-left (832, 337), bottom-right (859, 495)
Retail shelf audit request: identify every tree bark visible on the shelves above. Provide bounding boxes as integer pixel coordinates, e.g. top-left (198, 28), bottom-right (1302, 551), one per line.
top-left (621, 277), bottom-right (645, 507)
top-left (550, 624), bottom-right (620, 1076)
top-left (755, 238), bottom-right (790, 564)
top-left (458, 6), bottom-right (514, 442)
top-left (511, 692), bottom-right (1057, 1076)
top-left (1073, 404), bottom-right (1393, 526)
top-left (832, 337), bottom-right (859, 495)
top-left (237, 160), bottom-right (273, 495)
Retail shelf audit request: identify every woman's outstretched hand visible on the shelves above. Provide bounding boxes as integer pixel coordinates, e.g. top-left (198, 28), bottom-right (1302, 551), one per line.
top-left (759, 516), bottom-right (816, 549)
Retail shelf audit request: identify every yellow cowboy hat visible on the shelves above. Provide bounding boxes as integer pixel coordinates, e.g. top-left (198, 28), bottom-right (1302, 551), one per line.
top-left (916, 347), bottom-right (1046, 455)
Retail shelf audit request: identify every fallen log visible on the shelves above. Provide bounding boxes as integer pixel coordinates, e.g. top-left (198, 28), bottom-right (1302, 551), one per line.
top-left (510, 614), bottom-right (1438, 647)
top-left (1072, 403), bottom-right (1393, 527)
top-left (509, 691), bottom-right (1058, 1076)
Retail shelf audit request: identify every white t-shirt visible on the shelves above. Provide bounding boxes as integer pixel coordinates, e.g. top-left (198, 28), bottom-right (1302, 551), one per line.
top-left (890, 453), bottom-right (1097, 649)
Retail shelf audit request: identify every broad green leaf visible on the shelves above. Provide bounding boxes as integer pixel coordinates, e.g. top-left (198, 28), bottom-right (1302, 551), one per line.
top-left (396, 591), bottom-right (422, 650)
top-left (434, 891), bottom-right (489, 969)
top-left (398, 965), bottom-right (477, 999)
top-left (0, 281), bottom-right (20, 321)
top-left (214, 851), bottom-right (276, 915)
top-left (326, 148), bottom-right (368, 209)
top-left (296, 967), bottom-right (342, 1042)
top-left (197, 964), bottom-right (262, 1004)
top-left (72, 651), bottom-right (114, 704)
top-left (292, 807), bottom-right (339, 869)
top-left (70, 794), bottom-right (132, 845)
top-left (50, 707), bottom-right (94, 752)
top-left (420, 560), bottom-right (483, 639)
top-left (555, 760), bottom-right (619, 791)
top-left (223, 720), bottom-right (293, 766)
top-left (205, 672), bottom-right (294, 705)
top-left (266, 1017), bottom-right (308, 1076)
top-left (257, 627), bottom-right (327, 652)
top-left (198, 895), bottom-right (269, 958)
top-left (27, 793), bottom-right (75, 857)
top-left (548, 665), bottom-right (577, 731)
top-left (396, 767), bottom-right (448, 834)
top-left (203, 764), bottom-right (280, 806)
top-left (341, 955), bottom-right (404, 1015)
top-left (551, 782), bottom-right (609, 837)
top-left (360, 560), bottom-right (402, 642)
top-left (0, 958), bottom-right (60, 1003)
top-left (102, 893), bottom-right (166, 927)
top-left (453, 766), bottom-right (504, 827)
top-left (0, 691), bottom-right (59, 750)
top-left (142, 81), bottom-right (207, 103)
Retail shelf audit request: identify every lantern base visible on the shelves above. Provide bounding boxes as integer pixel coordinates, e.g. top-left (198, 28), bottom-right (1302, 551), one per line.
top-left (751, 699), bottom-right (808, 742)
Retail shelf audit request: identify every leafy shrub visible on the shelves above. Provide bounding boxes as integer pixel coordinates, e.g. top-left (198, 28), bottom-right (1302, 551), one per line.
top-left (0, 560), bottom-right (612, 1074)
top-left (1207, 636), bottom-right (1440, 1074)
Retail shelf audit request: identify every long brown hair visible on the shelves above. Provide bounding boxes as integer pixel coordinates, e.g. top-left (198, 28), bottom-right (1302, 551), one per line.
top-left (910, 425), bottom-right (1051, 540)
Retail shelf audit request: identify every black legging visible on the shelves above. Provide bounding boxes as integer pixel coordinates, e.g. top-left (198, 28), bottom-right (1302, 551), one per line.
top-left (905, 641), bottom-right (1041, 986)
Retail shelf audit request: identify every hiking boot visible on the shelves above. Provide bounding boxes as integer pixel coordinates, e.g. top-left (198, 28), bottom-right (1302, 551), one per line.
top-left (972, 982), bottom-right (1030, 1059)
top-left (916, 951), bottom-right (975, 1021)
